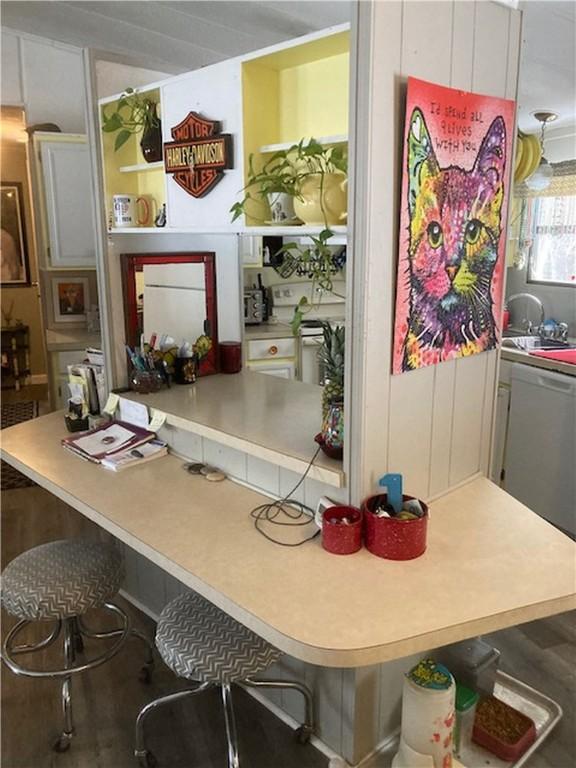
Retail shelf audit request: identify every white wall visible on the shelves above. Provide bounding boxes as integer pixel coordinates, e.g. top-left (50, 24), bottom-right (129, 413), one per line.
top-left (1, 28), bottom-right (86, 132)
top-left (95, 60), bottom-right (170, 99)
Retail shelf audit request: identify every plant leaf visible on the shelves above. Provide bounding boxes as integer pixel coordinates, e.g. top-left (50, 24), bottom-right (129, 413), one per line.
top-left (102, 113), bottom-right (123, 132)
top-left (114, 129), bottom-right (132, 151)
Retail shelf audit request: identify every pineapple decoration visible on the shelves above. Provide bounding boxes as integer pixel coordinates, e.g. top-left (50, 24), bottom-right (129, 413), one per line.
top-left (318, 322), bottom-right (345, 419)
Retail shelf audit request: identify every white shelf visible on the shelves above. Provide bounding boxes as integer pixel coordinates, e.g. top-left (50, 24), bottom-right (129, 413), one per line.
top-left (118, 161), bottom-right (164, 173)
top-left (259, 134), bottom-right (348, 154)
top-left (108, 225), bottom-right (347, 240)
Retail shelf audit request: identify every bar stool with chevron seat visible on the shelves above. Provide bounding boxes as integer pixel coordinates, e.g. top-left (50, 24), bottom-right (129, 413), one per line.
top-left (135, 591), bottom-right (314, 768)
top-left (1, 538), bottom-right (155, 752)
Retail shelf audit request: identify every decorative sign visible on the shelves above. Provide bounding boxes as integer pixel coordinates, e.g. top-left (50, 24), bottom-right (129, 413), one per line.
top-left (393, 77), bottom-right (515, 374)
top-left (164, 112), bottom-right (233, 198)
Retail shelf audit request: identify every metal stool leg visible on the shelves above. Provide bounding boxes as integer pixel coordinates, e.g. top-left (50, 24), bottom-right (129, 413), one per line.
top-left (242, 677), bottom-right (314, 743)
top-left (78, 615), bottom-right (155, 682)
top-left (53, 619), bottom-right (75, 752)
top-left (134, 682), bottom-right (212, 768)
top-left (221, 683), bottom-right (240, 768)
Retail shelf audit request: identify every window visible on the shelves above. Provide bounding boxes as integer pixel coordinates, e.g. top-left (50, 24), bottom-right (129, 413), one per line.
top-left (525, 195), bottom-right (576, 285)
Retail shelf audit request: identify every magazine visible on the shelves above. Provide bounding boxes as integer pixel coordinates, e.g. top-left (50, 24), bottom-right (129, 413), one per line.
top-left (61, 420), bottom-right (156, 463)
top-left (101, 439), bottom-right (168, 472)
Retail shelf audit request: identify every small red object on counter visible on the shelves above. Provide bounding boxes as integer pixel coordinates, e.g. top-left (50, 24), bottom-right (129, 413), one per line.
top-left (321, 505), bottom-right (363, 555)
top-left (472, 695), bottom-right (536, 762)
top-left (361, 493), bottom-right (428, 560)
top-left (219, 341), bottom-right (242, 374)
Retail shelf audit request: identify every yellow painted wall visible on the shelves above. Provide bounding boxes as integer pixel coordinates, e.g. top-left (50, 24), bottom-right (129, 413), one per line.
top-left (278, 53), bottom-right (349, 142)
top-left (240, 32), bottom-right (349, 225)
top-left (100, 89), bottom-right (166, 227)
top-left (1, 107), bottom-right (47, 377)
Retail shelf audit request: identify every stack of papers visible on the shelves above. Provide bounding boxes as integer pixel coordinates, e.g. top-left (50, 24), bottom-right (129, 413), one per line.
top-left (61, 420), bottom-right (157, 464)
top-left (101, 439), bottom-right (168, 472)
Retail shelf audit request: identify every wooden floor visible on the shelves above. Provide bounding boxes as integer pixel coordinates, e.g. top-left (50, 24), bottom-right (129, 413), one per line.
top-left (1, 486), bottom-right (327, 768)
top-left (1, 485), bottom-right (575, 768)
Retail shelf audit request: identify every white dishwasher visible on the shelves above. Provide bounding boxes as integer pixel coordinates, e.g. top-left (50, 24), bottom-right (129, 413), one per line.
top-left (504, 363), bottom-right (576, 537)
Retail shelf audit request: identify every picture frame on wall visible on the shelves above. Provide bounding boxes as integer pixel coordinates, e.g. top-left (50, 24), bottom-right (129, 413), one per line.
top-left (1, 182), bottom-right (30, 286)
top-left (52, 276), bottom-right (90, 324)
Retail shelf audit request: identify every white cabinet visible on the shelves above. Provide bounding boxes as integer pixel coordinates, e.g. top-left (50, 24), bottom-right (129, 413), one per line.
top-left (245, 336), bottom-right (296, 379)
top-left (34, 134), bottom-right (97, 267)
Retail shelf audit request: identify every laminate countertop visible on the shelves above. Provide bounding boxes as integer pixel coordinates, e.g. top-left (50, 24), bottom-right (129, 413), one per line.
top-left (500, 347), bottom-right (576, 377)
top-left (119, 371), bottom-right (344, 487)
top-left (2, 412), bottom-right (575, 667)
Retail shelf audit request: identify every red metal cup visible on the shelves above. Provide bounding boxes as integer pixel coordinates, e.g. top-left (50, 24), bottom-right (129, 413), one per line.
top-left (361, 493), bottom-right (428, 560)
top-left (219, 341), bottom-right (242, 374)
top-left (317, 505), bottom-right (363, 555)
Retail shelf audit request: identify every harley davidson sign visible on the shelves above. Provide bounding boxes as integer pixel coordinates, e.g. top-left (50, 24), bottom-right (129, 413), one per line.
top-left (164, 112), bottom-right (233, 198)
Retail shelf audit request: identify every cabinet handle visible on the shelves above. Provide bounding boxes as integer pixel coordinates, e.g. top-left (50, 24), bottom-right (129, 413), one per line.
top-left (269, 345), bottom-right (278, 356)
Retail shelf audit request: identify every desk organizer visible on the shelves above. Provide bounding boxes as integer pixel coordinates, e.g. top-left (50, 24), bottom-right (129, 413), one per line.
top-left (320, 505), bottom-right (362, 555)
top-left (361, 493), bottom-right (428, 560)
top-left (130, 369), bottom-right (165, 394)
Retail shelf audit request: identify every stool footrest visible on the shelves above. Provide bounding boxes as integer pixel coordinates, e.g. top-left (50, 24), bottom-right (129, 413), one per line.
top-left (2, 603), bottom-right (130, 679)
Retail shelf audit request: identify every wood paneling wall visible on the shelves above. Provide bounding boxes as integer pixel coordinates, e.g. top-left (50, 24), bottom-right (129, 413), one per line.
top-left (345, 1), bottom-right (521, 763)
top-left (349, 1), bottom-right (521, 509)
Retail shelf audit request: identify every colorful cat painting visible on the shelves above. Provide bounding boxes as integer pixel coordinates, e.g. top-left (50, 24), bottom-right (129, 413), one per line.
top-left (393, 78), bottom-right (515, 374)
top-left (402, 109), bottom-right (505, 370)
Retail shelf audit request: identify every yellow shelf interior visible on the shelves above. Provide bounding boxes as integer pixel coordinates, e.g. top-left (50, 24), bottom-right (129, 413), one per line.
top-left (241, 30), bottom-right (350, 226)
top-left (100, 88), bottom-right (166, 226)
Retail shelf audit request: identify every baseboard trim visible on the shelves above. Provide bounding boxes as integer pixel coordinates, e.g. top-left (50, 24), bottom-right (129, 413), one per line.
top-left (118, 587), bottom-right (348, 767)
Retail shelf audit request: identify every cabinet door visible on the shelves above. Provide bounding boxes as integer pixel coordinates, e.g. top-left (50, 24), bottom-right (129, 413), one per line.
top-left (40, 140), bottom-right (97, 267)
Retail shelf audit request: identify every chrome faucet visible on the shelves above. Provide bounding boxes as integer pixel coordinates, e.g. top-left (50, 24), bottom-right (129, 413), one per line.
top-left (506, 293), bottom-right (545, 334)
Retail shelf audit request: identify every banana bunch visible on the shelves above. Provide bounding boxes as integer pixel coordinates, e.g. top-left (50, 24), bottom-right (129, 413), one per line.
top-left (514, 132), bottom-right (542, 184)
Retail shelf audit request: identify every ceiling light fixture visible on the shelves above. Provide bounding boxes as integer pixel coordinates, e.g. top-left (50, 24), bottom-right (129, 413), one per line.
top-left (525, 111), bottom-right (557, 191)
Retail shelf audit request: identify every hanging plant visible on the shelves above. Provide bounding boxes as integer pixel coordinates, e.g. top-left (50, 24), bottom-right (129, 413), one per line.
top-left (101, 88), bottom-right (161, 157)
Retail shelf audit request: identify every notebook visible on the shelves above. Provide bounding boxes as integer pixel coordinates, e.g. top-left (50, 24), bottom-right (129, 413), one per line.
top-left (61, 420), bottom-right (156, 463)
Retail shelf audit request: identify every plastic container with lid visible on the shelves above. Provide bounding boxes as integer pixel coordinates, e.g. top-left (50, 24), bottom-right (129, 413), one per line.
top-left (473, 695), bottom-right (537, 761)
top-left (436, 637), bottom-right (500, 696)
top-left (453, 683), bottom-right (479, 758)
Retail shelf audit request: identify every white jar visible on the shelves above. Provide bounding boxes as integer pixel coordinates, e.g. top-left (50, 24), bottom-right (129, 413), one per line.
top-left (400, 660), bottom-right (456, 768)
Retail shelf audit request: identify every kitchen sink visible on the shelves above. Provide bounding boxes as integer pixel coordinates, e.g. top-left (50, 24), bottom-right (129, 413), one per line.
top-left (501, 335), bottom-right (576, 351)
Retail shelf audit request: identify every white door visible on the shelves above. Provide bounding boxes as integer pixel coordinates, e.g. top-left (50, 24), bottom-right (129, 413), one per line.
top-left (39, 137), bottom-right (97, 267)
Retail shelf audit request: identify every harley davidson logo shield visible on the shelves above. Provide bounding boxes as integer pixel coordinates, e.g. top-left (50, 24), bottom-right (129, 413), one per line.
top-left (164, 112), bottom-right (233, 198)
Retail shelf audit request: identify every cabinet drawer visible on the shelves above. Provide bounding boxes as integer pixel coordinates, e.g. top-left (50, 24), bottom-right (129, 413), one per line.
top-left (247, 338), bottom-right (295, 361)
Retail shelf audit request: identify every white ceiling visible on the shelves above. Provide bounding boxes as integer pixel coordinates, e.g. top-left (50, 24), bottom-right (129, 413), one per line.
top-left (1, 1), bottom-right (351, 74)
top-left (2, 1), bottom-right (574, 139)
top-left (517, 0), bottom-right (575, 136)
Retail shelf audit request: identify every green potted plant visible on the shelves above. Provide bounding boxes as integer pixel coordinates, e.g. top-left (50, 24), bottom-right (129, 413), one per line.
top-left (315, 321), bottom-right (345, 459)
top-left (101, 88), bottom-right (162, 163)
top-left (318, 322), bottom-right (345, 419)
top-left (230, 138), bottom-right (347, 225)
top-left (230, 150), bottom-right (300, 224)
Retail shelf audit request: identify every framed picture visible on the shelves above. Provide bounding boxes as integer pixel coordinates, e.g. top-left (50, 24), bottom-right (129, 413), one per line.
top-left (52, 276), bottom-right (89, 323)
top-left (1, 182), bottom-right (30, 286)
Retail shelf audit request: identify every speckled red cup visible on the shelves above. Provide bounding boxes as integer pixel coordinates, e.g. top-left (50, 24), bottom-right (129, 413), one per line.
top-left (319, 505), bottom-right (363, 555)
top-left (361, 493), bottom-right (428, 560)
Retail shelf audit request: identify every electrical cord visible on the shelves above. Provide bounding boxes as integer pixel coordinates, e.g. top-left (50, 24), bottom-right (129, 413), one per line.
top-left (250, 446), bottom-right (322, 546)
